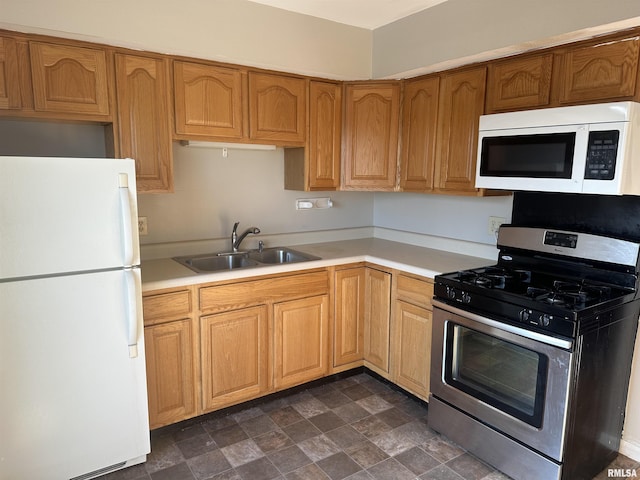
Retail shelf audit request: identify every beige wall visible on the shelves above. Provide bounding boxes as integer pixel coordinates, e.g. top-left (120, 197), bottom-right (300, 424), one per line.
top-left (373, 0), bottom-right (640, 78)
top-left (0, 0), bottom-right (372, 80)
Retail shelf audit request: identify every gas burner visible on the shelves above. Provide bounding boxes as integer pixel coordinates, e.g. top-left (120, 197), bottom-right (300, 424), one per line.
top-left (526, 281), bottom-right (613, 307)
top-left (457, 267), bottom-right (531, 290)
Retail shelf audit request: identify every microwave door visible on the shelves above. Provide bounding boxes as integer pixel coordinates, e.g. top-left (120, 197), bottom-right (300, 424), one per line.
top-left (475, 125), bottom-right (588, 193)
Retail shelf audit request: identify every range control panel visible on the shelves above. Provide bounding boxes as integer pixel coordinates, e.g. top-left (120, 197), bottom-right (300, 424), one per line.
top-left (584, 130), bottom-right (619, 180)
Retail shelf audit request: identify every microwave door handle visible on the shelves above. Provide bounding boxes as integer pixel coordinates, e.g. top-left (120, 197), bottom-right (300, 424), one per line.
top-left (572, 126), bottom-right (590, 185)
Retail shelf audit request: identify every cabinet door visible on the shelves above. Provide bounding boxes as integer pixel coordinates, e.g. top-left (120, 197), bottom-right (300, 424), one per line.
top-left (201, 305), bottom-right (269, 412)
top-left (144, 319), bottom-right (197, 429)
top-left (334, 267), bottom-right (365, 368)
top-left (308, 80), bottom-right (342, 189)
top-left (364, 268), bottom-right (391, 374)
top-left (392, 301), bottom-right (432, 400)
top-left (115, 53), bottom-right (173, 193)
top-left (274, 295), bottom-right (329, 389)
top-left (399, 76), bottom-right (439, 192)
top-left (0, 36), bottom-right (21, 110)
top-left (343, 83), bottom-right (400, 190)
top-left (29, 41), bottom-right (110, 116)
top-left (173, 61), bottom-right (244, 139)
top-left (558, 35), bottom-right (640, 104)
top-left (248, 72), bottom-right (306, 144)
top-left (486, 53), bottom-right (553, 113)
top-left (434, 66), bottom-right (486, 193)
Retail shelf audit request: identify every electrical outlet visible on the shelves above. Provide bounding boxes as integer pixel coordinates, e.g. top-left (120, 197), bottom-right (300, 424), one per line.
top-left (138, 217), bottom-right (148, 236)
top-left (488, 216), bottom-right (506, 236)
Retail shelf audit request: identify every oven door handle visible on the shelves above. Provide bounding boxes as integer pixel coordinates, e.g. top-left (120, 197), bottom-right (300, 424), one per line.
top-left (432, 299), bottom-right (573, 350)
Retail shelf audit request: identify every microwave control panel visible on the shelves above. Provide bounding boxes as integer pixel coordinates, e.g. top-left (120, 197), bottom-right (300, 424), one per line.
top-left (584, 130), bottom-right (619, 180)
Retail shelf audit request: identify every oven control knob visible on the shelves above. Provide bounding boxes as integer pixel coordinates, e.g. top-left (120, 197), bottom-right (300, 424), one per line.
top-left (539, 314), bottom-right (551, 327)
top-left (461, 292), bottom-right (471, 304)
top-left (519, 309), bottom-right (530, 323)
top-left (446, 286), bottom-right (456, 300)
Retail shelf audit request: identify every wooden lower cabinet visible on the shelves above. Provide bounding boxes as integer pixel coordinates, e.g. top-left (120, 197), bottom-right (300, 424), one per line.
top-left (392, 301), bottom-right (432, 400)
top-left (333, 267), bottom-right (366, 369)
top-left (274, 294), bottom-right (330, 389)
top-left (143, 266), bottom-right (439, 430)
top-left (143, 287), bottom-right (198, 429)
top-left (144, 319), bottom-right (197, 429)
top-left (391, 274), bottom-right (434, 401)
top-left (364, 268), bottom-right (392, 374)
top-left (201, 305), bottom-right (269, 412)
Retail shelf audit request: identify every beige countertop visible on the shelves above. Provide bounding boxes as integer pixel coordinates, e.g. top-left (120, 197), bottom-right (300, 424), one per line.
top-left (141, 238), bottom-right (494, 292)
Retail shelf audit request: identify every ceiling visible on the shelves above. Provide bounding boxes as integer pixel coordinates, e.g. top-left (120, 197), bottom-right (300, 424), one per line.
top-left (246, 0), bottom-right (449, 29)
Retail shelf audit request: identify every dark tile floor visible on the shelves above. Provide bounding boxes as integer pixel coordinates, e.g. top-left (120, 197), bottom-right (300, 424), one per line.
top-left (101, 372), bottom-right (639, 480)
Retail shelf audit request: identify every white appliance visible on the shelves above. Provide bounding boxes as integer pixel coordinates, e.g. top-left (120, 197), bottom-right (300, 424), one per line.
top-left (475, 101), bottom-right (640, 194)
top-left (0, 157), bottom-right (150, 480)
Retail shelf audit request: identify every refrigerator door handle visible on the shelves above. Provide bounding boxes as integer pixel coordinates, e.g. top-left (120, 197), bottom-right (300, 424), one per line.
top-left (119, 173), bottom-right (134, 267)
top-left (124, 268), bottom-right (142, 358)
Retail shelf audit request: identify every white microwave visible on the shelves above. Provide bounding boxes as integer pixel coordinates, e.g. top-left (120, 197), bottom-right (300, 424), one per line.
top-left (475, 101), bottom-right (640, 195)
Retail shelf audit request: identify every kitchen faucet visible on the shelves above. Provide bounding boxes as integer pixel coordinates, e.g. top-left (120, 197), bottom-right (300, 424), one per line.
top-left (231, 222), bottom-right (260, 252)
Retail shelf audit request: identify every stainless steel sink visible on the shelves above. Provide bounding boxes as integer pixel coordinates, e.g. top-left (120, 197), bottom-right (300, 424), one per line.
top-left (173, 253), bottom-right (259, 273)
top-left (173, 247), bottom-right (319, 273)
top-left (248, 247), bottom-right (319, 264)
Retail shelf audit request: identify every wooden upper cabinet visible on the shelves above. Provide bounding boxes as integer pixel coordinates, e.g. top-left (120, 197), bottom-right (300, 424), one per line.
top-left (173, 61), bottom-right (244, 139)
top-left (308, 80), bottom-right (341, 189)
top-left (248, 71), bottom-right (306, 144)
top-left (283, 80), bottom-right (341, 191)
top-left (115, 53), bottom-right (174, 193)
top-left (29, 41), bottom-right (110, 117)
top-left (556, 35), bottom-right (640, 104)
top-left (0, 36), bottom-right (21, 110)
top-left (400, 76), bottom-right (440, 192)
top-left (486, 53), bottom-right (553, 113)
top-left (434, 66), bottom-right (486, 193)
top-left (343, 82), bottom-right (401, 190)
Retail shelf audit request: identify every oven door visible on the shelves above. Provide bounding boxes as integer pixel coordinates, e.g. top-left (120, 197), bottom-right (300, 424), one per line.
top-left (431, 300), bottom-right (574, 461)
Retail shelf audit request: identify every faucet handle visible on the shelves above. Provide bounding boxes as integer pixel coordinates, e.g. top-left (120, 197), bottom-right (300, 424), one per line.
top-left (232, 221), bottom-right (240, 232)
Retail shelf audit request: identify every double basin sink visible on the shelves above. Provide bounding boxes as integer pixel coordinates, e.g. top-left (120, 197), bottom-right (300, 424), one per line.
top-left (173, 247), bottom-right (320, 273)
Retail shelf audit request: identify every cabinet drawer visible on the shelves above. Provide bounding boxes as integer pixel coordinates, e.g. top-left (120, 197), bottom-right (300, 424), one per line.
top-left (200, 270), bottom-right (329, 313)
top-left (396, 275), bottom-right (433, 310)
top-left (143, 289), bottom-right (192, 325)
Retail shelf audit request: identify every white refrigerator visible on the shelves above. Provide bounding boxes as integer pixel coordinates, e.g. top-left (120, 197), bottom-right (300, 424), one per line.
top-left (0, 157), bottom-right (150, 479)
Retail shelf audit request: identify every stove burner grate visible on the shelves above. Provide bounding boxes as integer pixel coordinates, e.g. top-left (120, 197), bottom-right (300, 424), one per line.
top-left (526, 281), bottom-right (612, 307)
top-left (456, 267), bottom-right (531, 290)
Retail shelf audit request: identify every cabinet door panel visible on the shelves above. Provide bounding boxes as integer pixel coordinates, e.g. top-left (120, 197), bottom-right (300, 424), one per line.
top-left (400, 76), bottom-right (439, 192)
top-left (249, 72), bottom-right (306, 143)
top-left (0, 36), bottom-right (21, 109)
top-left (144, 319), bottom-right (197, 429)
top-left (435, 67), bottom-right (486, 192)
top-left (559, 36), bottom-right (640, 104)
top-left (334, 268), bottom-right (365, 367)
top-left (393, 301), bottom-right (432, 400)
top-left (201, 305), bottom-right (269, 411)
top-left (486, 53), bottom-right (553, 113)
top-left (364, 268), bottom-right (391, 374)
top-left (174, 61), bottom-right (243, 138)
top-left (30, 42), bottom-right (110, 116)
top-left (274, 295), bottom-right (329, 389)
top-left (115, 54), bottom-right (173, 193)
top-left (343, 83), bottom-right (400, 190)
top-left (309, 80), bottom-right (341, 189)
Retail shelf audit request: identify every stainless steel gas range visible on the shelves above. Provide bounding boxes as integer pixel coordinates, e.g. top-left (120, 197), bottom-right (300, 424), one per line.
top-left (429, 225), bottom-right (640, 480)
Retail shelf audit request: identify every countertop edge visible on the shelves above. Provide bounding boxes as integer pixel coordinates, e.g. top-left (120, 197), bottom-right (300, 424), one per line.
top-left (141, 238), bottom-right (494, 292)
